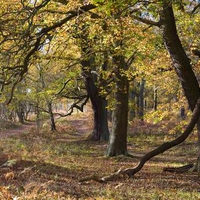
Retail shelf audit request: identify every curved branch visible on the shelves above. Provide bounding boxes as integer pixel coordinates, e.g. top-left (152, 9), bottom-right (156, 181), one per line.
top-left (124, 97), bottom-right (200, 176)
top-left (4, 3), bottom-right (96, 103)
top-left (39, 4), bottom-right (96, 35)
top-left (56, 95), bottom-right (89, 118)
top-left (22, 3), bottom-right (96, 77)
top-left (80, 97), bottom-right (200, 182)
top-left (56, 79), bottom-right (72, 95)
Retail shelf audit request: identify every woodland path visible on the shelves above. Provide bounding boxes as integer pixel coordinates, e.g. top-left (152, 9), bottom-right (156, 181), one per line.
top-left (0, 112), bottom-right (92, 139)
top-left (0, 121), bottom-right (36, 139)
top-left (66, 114), bottom-right (93, 136)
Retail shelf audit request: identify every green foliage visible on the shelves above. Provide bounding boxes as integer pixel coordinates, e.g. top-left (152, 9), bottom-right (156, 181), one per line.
top-left (146, 109), bottom-right (174, 124)
top-left (0, 0), bottom-right (196, 124)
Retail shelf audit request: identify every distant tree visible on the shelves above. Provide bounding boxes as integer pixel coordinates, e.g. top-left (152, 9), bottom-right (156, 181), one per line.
top-left (138, 79), bottom-right (145, 121)
top-left (75, 20), bottom-right (110, 141)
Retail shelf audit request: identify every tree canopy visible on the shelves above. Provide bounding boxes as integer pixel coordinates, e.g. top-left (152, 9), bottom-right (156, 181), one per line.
top-left (0, 1), bottom-right (200, 196)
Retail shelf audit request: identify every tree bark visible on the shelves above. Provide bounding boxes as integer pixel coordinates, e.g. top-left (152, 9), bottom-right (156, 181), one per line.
top-left (160, 1), bottom-right (200, 110)
top-left (106, 55), bottom-right (129, 156)
top-left (81, 60), bottom-right (110, 141)
top-left (160, 0), bottom-right (200, 169)
top-left (85, 72), bottom-right (110, 141)
top-left (79, 21), bottom-right (110, 141)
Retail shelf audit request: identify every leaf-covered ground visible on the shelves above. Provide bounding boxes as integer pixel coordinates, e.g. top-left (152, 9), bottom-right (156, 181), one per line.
top-left (0, 112), bottom-right (200, 199)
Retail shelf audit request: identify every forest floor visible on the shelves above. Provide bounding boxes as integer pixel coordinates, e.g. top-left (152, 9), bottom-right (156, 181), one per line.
top-left (0, 112), bottom-right (200, 199)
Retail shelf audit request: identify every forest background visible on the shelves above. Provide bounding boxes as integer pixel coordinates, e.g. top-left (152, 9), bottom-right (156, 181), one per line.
top-left (0, 0), bottom-right (200, 199)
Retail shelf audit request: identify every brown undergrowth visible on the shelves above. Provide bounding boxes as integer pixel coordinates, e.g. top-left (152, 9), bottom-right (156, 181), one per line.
top-left (0, 113), bottom-right (200, 199)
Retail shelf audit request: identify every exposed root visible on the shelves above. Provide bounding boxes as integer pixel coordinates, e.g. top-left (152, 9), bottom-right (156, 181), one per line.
top-left (163, 164), bottom-right (194, 173)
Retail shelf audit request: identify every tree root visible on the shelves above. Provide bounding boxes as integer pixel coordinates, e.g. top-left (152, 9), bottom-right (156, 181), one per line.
top-left (163, 164), bottom-right (194, 173)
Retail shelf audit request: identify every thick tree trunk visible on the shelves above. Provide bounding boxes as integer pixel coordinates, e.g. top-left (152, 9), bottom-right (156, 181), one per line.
top-left (93, 97), bottom-right (109, 141)
top-left (81, 59), bottom-right (110, 141)
top-left (160, 0), bottom-right (200, 169)
top-left (85, 74), bottom-right (109, 141)
top-left (107, 55), bottom-right (129, 156)
top-left (160, 1), bottom-right (200, 109)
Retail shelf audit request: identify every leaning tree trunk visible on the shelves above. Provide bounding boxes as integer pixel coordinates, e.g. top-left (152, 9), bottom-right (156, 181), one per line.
top-left (160, 1), bottom-right (200, 109)
top-left (107, 55), bottom-right (129, 156)
top-left (160, 0), bottom-right (200, 170)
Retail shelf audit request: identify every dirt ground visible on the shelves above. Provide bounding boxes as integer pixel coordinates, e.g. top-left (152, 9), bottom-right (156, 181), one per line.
top-left (0, 113), bottom-right (200, 199)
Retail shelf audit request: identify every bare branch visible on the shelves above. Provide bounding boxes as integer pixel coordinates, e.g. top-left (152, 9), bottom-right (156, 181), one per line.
top-left (126, 50), bottom-right (138, 66)
top-left (39, 4), bottom-right (96, 35)
top-left (1, 3), bottom-right (96, 103)
top-left (56, 79), bottom-right (72, 95)
top-left (56, 95), bottom-right (89, 117)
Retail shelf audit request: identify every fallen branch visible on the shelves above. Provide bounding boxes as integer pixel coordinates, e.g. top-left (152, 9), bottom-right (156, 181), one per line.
top-left (163, 164), bottom-right (194, 173)
top-left (79, 98), bottom-right (200, 182)
top-left (79, 169), bottom-right (124, 183)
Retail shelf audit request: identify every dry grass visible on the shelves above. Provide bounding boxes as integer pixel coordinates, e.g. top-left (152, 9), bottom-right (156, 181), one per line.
top-left (0, 112), bottom-right (200, 199)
